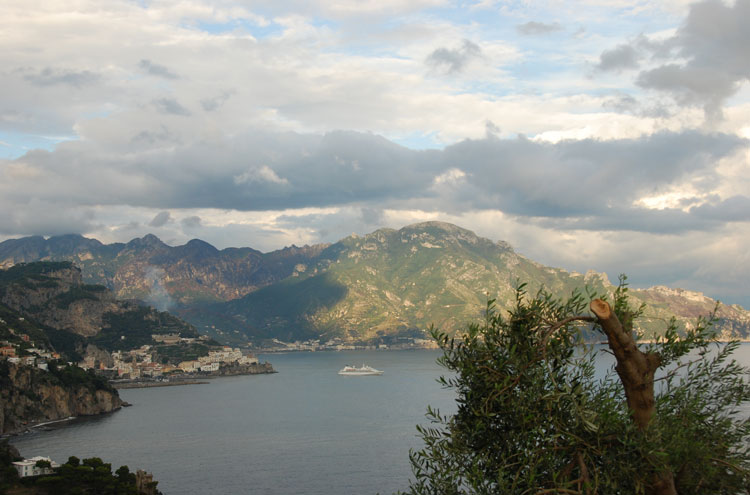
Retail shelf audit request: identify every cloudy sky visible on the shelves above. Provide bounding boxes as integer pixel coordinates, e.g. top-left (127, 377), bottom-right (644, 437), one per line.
top-left (1, 0), bottom-right (749, 306)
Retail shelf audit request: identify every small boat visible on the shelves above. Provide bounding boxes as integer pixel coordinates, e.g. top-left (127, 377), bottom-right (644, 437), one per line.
top-left (338, 364), bottom-right (384, 376)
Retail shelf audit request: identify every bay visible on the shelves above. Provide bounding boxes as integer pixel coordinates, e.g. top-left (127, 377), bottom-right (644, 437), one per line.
top-left (10, 344), bottom-right (750, 494)
top-left (11, 350), bottom-right (456, 495)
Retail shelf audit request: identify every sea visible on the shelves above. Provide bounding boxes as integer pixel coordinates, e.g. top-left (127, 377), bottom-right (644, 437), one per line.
top-left (10, 345), bottom-right (750, 494)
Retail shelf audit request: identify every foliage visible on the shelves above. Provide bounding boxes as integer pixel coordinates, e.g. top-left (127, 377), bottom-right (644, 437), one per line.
top-left (0, 440), bottom-right (21, 490)
top-left (218, 271), bottom-right (348, 341)
top-left (92, 307), bottom-right (198, 351)
top-left (47, 361), bottom-right (116, 393)
top-left (44, 327), bottom-right (86, 362)
top-left (54, 286), bottom-right (104, 309)
top-left (28, 456), bottom-right (160, 495)
top-left (404, 280), bottom-right (750, 495)
top-left (0, 261), bottom-right (72, 288)
top-left (0, 302), bottom-right (52, 348)
top-left (155, 342), bottom-right (210, 364)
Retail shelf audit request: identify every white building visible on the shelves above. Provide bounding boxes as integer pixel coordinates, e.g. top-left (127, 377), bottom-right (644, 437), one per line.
top-left (178, 360), bottom-right (201, 372)
top-left (12, 456), bottom-right (60, 478)
top-left (200, 362), bottom-right (220, 372)
top-left (152, 333), bottom-right (181, 344)
top-left (239, 355), bottom-right (259, 365)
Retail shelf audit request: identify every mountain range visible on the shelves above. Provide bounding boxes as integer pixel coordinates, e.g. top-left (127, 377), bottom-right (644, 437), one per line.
top-left (0, 261), bottom-right (198, 359)
top-left (2, 222), bottom-right (748, 344)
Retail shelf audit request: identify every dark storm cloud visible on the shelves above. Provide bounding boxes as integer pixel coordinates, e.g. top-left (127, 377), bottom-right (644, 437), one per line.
top-left (534, 207), bottom-right (716, 234)
top-left (425, 39), bottom-right (482, 74)
top-left (138, 59), bottom-right (179, 79)
top-left (0, 197), bottom-right (98, 237)
top-left (516, 21), bottom-right (563, 36)
top-left (149, 211), bottom-right (172, 227)
top-left (23, 67), bottom-right (100, 88)
top-left (201, 91), bottom-right (235, 112)
top-left (181, 216), bottom-right (202, 228)
top-left (360, 207), bottom-right (385, 226)
top-left (438, 131), bottom-right (746, 227)
top-left (131, 126), bottom-right (180, 146)
top-left (153, 98), bottom-right (191, 116)
top-left (602, 93), bottom-right (638, 113)
top-left (633, 0), bottom-right (750, 120)
top-left (1, 129), bottom-right (746, 236)
top-left (596, 44), bottom-right (640, 72)
top-left (690, 196), bottom-right (750, 221)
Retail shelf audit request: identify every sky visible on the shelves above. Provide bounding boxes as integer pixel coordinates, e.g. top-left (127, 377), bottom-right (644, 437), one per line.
top-left (1, 0), bottom-right (749, 307)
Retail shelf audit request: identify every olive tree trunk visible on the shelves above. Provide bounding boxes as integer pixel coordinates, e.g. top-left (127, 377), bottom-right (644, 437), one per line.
top-left (590, 299), bottom-right (677, 495)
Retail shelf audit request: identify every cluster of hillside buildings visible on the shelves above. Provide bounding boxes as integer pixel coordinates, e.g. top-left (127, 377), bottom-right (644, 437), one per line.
top-left (262, 336), bottom-right (437, 352)
top-left (0, 343), bottom-right (59, 369)
top-left (79, 339), bottom-right (259, 379)
top-left (174, 346), bottom-right (258, 374)
top-left (0, 320), bottom-right (61, 371)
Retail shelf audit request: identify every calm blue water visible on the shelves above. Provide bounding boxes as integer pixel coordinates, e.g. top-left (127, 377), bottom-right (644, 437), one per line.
top-left (10, 350), bottom-right (456, 495)
top-left (10, 345), bottom-right (750, 494)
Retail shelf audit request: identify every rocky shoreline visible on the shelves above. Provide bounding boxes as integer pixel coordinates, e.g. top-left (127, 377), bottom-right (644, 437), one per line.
top-left (113, 379), bottom-right (209, 389)
top-left (112, 361), bottom-right (276, 388)
top-left (1, 362), bottom-right (123, 436)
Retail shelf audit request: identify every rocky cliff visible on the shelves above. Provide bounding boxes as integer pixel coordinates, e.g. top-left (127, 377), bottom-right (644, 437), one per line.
top-left (0, 262), bottom-right (123, 337)
top-left (0, 234), bottom-right (328, 307)
top-left (0, 362), bottom-right (122, 435)
top-left (0, 261), bottom-right (199, 352)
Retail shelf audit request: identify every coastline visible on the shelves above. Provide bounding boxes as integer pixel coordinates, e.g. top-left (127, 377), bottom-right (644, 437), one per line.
top-left (1, 407), bottom-right (123, 439)
top-left (110, 361), bottom-right (277, 389)
top-left (113, 380), bottom-right (209, 389)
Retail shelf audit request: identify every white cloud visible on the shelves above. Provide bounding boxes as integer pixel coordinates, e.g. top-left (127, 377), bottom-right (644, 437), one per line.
top-left (432, 168), bottom-right (467, 186)
top-left (234, 165), bottom-right (290, 186)
top-left (2, 0), bottom-right (750, 308)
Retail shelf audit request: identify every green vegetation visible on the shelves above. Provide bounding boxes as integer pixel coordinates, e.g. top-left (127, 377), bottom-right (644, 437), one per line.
top-left (3, 439), bottom-right (156, 494)
top-left (155, 342), bottom-right (209, 364)
top-left (216, 271), bottom-right (348, 341)
top-left (0, 441), bottom-right (21, 491)
top-left (46, 361), bottom-right (115, 393)
top-left (44, 327), bottom-right (86, 362)
top-left (0, 302), bottom-right (51, 347)
top-left (54, 287), bottom-right (101, 309)
top-left (202, 223), bottom-right (629, 343)
top-left (1, 359), bottom-right (115, 396)
top-left (17, 456), bottom-right (159, 495)
top-left (405, 278), bottom-right (750, 495)
top-left (92, 306), bottom-right (198, 351)
top-left (0, 261), bottom-right (72, 288)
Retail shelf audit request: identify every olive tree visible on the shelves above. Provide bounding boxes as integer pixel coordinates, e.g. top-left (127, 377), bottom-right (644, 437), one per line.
top-left (404, 278), bottom-right (750, 495)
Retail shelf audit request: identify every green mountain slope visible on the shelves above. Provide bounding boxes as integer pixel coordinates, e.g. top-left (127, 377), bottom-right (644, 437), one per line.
top-left (0, 262), bottom-right (198, 358)
top-left (198, 222), bottom-right (746, 343)
top-left (3, 224), bottom-right (748, 345)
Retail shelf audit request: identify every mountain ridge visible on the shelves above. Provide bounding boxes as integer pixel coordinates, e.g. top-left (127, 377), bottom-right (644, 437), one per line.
top-left (1, 224), bottom-right (747, 344)
top-left (189, 222), bottom-right (750, 343)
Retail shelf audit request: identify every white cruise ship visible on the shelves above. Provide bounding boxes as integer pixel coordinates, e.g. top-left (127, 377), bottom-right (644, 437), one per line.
top-left (338, 364), bottom-right (384, 376)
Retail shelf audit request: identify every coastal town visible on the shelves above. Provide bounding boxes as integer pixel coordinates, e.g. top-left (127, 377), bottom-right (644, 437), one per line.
top-left (2, 326), bottom-right (437, 378)
top-left (2, 313), bottom-right (436, 388)
top-left (87, 334), bottom-right (263, 380)
top-left (1, 324), bottom-right (272, 385)
top-left (256, 336), bottom-right (438, 352)
top-left (0, 316), bottom-right (60, 372)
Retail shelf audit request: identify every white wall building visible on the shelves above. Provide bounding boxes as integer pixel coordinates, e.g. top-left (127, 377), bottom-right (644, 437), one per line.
top-left (12, 456), bottom-right (60, 478)
top-left (200, 362), bottom-right (220, 372)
